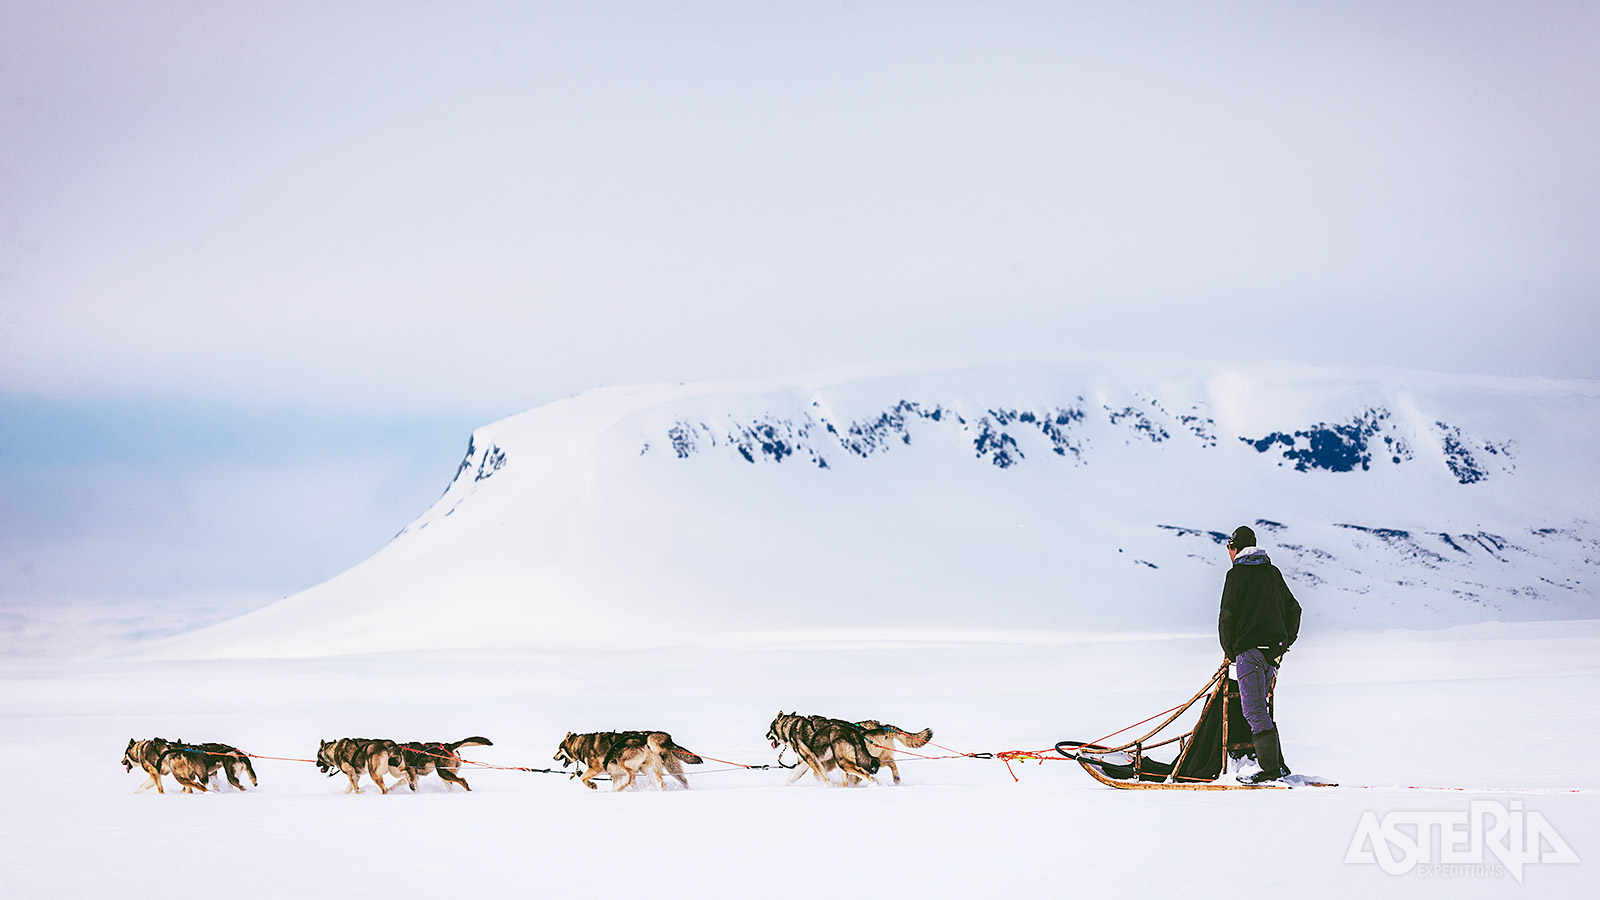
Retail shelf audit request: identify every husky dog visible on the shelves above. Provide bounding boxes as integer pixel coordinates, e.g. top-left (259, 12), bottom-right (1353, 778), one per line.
top-left (606, 732), bottom-right (668, 792)
top-left (766, 713), bottom-right (881, 786)
top-left (396, 736), bottom-right (494, 791)
top-left (554, 731), bottom-right (703, 790)
top-left (853, 720), bottom-right (934, 785)
top-left (176, 742), bottom-right (258, 791)
top-left (159, 748), bottom-right (215, 794)
top-left (122, 737), bottom-right (172, 793)
top-left (206, 743), bottom-right (260, 791)
top-left (316, 738), bottom-right (407, 794)
top-left (122, 737), bottom-right (209, 794)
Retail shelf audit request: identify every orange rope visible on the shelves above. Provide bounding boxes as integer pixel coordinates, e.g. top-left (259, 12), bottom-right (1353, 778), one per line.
top-left (867, 741), bottom-right (962, 761)
top-left (178, 748), bottom-right (319, 764)
top-left (923, 740), bottom-right (986, 758)
top-left (1084, 700), bottom-right (1190, 748)
top-left (994, 748), bottom-right (1072, 782)
top-left (688, 752), bottom-right (768, 769)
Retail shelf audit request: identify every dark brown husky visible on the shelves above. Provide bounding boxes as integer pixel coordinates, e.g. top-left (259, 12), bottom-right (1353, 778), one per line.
top-left (554, 731), bottom-right (703, 790)
top-left (122, 737), bottom-right (209, 794)
top-left (766, 713), bottom-right (881, 786)
top-left (316, 738), bottom-right (406, 794)
top-left (853, 720), bottom-right (934, 785)
top-left (396, 736), bottom-right (494, 791)
top-left (176, 742), bottom-right (259, 791)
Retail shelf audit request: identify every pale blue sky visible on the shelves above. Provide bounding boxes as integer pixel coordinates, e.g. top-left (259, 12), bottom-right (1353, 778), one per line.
top-left (0, 393), bottom-right (492, 655)
top-left (2, 1), bottom-right (1597, 653)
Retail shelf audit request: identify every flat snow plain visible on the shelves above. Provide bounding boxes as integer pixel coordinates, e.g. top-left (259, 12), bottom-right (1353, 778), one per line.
top-left (3, 621), bottom-right (1595, 898)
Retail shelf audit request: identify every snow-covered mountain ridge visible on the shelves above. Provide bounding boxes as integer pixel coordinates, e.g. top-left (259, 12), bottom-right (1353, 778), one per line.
top-left (147, 362), bottom-right (1600, 659)
top-left (632, 398), bottom-right (1497, 478)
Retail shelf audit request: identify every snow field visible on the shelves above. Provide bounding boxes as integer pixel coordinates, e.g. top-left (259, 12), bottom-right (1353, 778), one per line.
top-left (3, 622), bottom-right (1595, 898)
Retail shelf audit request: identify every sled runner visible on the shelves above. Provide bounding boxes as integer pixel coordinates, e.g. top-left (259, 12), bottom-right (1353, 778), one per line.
top-left (1057, 661), bottom-right (1337, 790)
top-left (1073, 757), bottom-right (1337, 790)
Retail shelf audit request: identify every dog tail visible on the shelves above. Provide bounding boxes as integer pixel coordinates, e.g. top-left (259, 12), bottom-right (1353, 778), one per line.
top-left (901, 727), bottom-right (933, 749)
top-left (669, 747), bottom-right (704, 765)
top-left (448, 736), bottom-right (494, 753)
top-left (650, 734), bottom-right (703, 765)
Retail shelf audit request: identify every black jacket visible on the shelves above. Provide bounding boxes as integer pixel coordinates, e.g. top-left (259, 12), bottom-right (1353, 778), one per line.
top-left (1218, 549), bottom-right (1302, 661)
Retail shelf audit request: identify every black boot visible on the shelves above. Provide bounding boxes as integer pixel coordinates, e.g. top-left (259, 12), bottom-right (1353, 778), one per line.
top-left (1241, 728), bottom-right (1287, 784)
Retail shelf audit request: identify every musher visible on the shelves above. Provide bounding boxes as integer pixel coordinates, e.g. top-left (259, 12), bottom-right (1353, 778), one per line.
top-left (1218, 525), bottom-right (1303, 784)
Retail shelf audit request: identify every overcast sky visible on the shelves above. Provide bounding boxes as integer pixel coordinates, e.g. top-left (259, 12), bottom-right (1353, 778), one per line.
top-left (3, 1), bottom-right (1597, 653)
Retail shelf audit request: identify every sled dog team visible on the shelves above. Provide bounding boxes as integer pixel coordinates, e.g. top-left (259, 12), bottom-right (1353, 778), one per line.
top-left (122, 713), bottom-right (934, 794)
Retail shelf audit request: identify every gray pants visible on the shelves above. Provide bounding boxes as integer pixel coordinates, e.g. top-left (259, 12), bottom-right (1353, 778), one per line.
top-left (1235, 648), bottom-right (1277, 734)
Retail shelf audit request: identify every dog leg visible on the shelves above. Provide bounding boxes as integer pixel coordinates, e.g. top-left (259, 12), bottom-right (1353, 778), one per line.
top-left (818, 755), bottom-right (842, 784)
top-left (438, 769), bottom-right (471, 791)
top-left (836, 751), bottom-right (872, 787)
top-left (343, 767), bottom-right (361, 794)
top-left (616, 766), bottom-right (640, 792)
top-left (784, 759), bottom-right (812, 784)
top-left (788, 748), bottom-right (829, 785)
top-left (580, 763), bottom-right (602, 789)
top-left (815, 748), bottom-right (843, 784)
top-left (665, 757), bottom-right (689, 789)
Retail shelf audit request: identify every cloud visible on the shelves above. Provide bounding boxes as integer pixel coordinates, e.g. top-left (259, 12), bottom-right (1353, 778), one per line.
top-left (2, 1), bottom-right (1597, 413)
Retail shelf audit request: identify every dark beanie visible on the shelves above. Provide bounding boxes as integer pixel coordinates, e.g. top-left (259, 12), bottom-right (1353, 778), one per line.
top-left (1228, 525), bottom-right (1257, 550)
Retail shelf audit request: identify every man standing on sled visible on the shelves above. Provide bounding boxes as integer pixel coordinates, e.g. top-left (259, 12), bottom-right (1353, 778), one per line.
top-left (1219, 525), bottom-right (1303, 784)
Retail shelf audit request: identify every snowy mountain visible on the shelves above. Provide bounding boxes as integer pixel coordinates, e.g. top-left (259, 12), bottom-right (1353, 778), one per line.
top-left (145, 361), bottom-right (1600, 658)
